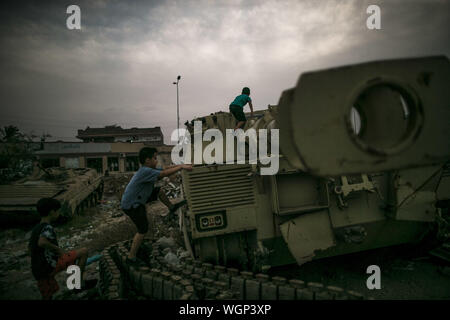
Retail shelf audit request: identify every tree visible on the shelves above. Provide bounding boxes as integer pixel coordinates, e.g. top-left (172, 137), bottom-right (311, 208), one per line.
top-left (39, 132), bottom-right (52, 150)
top-left (0, 125), bottom-right (38, 182)
top-left (0, 125), bottom-right (24, 142)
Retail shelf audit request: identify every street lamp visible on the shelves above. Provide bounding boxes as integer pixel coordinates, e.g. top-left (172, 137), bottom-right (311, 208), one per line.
top-left (173, 75), bottom-right (181, 141)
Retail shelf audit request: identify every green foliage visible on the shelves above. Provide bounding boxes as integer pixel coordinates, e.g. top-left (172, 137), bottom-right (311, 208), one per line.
top-left (0, 125), bottom-right (36, 182)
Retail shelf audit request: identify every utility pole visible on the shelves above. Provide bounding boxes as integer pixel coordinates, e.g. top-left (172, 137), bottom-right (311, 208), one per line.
top-left (173, 75), bottom-right (181, 141)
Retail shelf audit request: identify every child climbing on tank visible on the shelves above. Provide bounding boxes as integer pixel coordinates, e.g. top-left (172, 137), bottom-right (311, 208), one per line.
top-left (120, 147), bottom-right (192, 267)
top-left (229, 87), bottom-right (254, 130)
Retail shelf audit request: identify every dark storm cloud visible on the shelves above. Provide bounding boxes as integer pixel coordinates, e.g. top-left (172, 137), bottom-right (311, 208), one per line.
top-left (0, 0), bottom-right (449, 142)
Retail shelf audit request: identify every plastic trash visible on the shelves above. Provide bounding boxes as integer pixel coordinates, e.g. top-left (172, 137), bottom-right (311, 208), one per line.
top-left (177, 249), bottom-right (191, 259)
top-left (86, 254), bottom-right (102, 266)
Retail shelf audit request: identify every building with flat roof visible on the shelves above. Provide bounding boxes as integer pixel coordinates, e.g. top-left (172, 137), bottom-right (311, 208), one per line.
top-left (76, 125), bottom-right (164, 144)
top-left (34, 142), bottom-right (173, 174)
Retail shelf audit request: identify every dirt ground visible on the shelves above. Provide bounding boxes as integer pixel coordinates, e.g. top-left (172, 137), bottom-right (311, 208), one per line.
top-left (0, 191), bottom-right (179, 300)
top-left (0, 174), bottom-right (449, 300)
top-left (272, 244), bottom-right (450, 300)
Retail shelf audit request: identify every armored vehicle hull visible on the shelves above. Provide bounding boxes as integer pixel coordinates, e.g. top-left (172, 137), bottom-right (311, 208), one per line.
top-left (0, 166), bottom-right (104, 226)
top-left (179, 56), bottom-right (450, 271)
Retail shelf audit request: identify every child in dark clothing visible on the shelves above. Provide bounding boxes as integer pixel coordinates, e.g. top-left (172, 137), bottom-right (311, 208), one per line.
top-left (229, 87), bottom-right (254, 130)
top-left (29, 198), bottom-right (92, 299)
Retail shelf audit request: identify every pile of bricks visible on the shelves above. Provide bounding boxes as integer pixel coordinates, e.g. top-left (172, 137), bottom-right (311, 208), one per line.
top-left (99, 239), bottom-right (367, 300)
top-left (98, 246), bottom-right (124, 300)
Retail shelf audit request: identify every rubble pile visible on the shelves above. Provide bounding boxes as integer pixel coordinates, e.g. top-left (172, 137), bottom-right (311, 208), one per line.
top-left (154, 236), bottom-right (190, 266)
top-left (58, 225), bottom-right (97, 250)
top-left (102, 173), bottom-right (133, 198)
top-left (0, 229), bottom-right (29, 272)
top-left (98, 199), bottom-right (123, 218)
top-left (159, 173), bottom-right (182, 199)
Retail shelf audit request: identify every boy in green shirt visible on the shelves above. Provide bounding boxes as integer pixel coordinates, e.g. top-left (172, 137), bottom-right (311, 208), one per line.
top-left (229, 87), bottom-right (254, 130)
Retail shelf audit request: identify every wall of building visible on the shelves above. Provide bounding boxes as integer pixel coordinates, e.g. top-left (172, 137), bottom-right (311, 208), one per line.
top-left (35, 142), bottom-right (174, 174)
top-left (35, 142), bottom-right (111, 154)
top-left (110, 142), bottom-right (145, 153)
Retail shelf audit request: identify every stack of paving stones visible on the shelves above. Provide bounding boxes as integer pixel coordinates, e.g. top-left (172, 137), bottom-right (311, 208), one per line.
top-left (98, 245), bottom-right (124, 300)
top-left (101, 239), bottom-right (367, 300)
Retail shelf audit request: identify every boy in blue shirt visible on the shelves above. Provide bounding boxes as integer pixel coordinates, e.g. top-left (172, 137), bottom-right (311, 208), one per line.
top-left (121, 147), bottom-right (192, 265)
top-left (229, 87), bottom-right (254, 130)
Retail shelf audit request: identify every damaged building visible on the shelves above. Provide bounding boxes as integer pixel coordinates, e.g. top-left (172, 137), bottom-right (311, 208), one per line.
top-left (33, 125), bottom-right (172, 173)
top-left (76, 125), bottom-right (164, 144)
top-left (34, 142), bottom-right (173, 173)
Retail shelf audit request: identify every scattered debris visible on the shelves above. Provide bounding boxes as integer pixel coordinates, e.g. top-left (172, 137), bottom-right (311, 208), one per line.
top-left (411, 256), bottom-right (430, 261)
top-left (160, 174), bottom-right (182, 199)
top-left (164, 251), bottom-right (180, 266)
top-left (102, 174), bottom-right (133, 198)
top-left (391, 261), bottom-right (415, 271)
top-left (429, 242), bottom-right (450, 263)
top-left (438, 266), bottom-right (450, 277)
top-left (99, 199), bottom-right (123, 218)
top-left (156, 236), bottom-right (177, 250)
top-left (177, 248), bottom-right (191, 259)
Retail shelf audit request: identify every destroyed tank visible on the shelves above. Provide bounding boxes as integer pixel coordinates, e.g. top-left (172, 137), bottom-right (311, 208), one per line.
top-left (178, 56), bottom-right (450, 271)
top-left (0, 165), bottom-right (104, 226)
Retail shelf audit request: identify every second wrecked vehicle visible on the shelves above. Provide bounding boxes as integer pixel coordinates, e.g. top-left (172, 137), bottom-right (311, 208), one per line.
top-left (0, 164), bottom-right (104, 226)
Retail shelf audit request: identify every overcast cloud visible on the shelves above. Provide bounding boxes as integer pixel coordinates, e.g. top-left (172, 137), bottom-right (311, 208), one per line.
top-left (0, 0), bottom-right (449, 143)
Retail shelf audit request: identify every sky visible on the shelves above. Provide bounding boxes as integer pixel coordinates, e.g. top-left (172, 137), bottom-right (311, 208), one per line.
top-left (0, 0), bottom-right (449, 144)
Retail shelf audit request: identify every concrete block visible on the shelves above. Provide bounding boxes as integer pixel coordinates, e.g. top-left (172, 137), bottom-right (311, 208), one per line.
top-left (326, 286), bottom-right (345, 300)
top-left (245, 279), bottom-right (261, 300)
top-left (152, 275), bottom-right (163, 300)
top-left (278, 285), bottom-right (296, 300)
top-left (272, 276), bottom-right (287, 286)
top-left (186, 265), bottom-right (194, 273)
top-left (289, 279), bottom-right (305, 289)
top-left (173, 283), bottom-right (183, 300)
top-left (261, 282), bottom-right (277, 300)
top-left (129, 267), bottom-right (141, 291)
top-left (347, 290), bottom-right (364, 300)
top-left (255, 274), bottom-right (269, 282)
top-left (194, 267), bottom-right (205, 276)
top-left (230, 276), bottom-right (245, 300)
top-left (141, 273), bottom-right (153, 297)
top-left (315, 290), bottom-right (333, 300)
top-left (296, 288), bottom-right (314, 300)
top-left (163, 279), bottom-right (173, 300)
top-left (205, 270), bottom-right (218, 280)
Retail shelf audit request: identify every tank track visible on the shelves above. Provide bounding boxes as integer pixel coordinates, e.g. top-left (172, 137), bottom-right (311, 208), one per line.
top-left (98, 239), bottom-right (369, 300)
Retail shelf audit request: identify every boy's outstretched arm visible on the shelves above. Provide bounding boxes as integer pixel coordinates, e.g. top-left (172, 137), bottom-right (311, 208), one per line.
top-left (161, 164), bottom-right (180, 170)
top-left (38, 237), bottom-right (64, 256)
top-left (158, 164), bottom-right (192, 178)
top-left (249, 101), bottom-right (254, 116)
